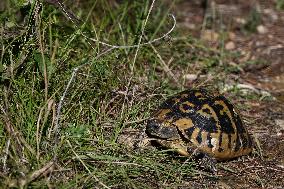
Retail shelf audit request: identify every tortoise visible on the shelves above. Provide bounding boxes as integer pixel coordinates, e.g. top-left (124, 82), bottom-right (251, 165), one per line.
top-left (146, 89), bottom-right (253, 171)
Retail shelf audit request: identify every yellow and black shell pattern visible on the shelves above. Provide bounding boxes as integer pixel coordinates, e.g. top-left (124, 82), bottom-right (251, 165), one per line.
top-left (146, 89), bottom-right (253, 160)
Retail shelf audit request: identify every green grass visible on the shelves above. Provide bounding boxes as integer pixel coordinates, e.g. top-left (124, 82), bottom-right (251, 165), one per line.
top-left (0, 0), bottom-right (266, 188)
top-left (276, 0), bottom-right (284, 10)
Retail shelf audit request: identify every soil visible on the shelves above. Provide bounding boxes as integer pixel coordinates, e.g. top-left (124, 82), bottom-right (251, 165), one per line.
top-left (172, 0), bottom-right (284, 188)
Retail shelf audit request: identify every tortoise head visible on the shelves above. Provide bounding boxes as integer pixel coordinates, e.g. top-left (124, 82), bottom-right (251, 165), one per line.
top-left (146, 119), bottom-right (180, 140)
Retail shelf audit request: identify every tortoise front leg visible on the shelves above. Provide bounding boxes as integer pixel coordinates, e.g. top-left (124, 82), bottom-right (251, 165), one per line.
top-left (187, 146), bottom-right (217, 173)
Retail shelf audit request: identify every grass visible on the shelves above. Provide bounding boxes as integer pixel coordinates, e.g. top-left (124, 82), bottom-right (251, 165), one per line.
top-left (0, 0), bottom-right (267, 188)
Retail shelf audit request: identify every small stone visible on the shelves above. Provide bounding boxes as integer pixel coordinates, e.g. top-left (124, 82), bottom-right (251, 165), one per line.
top-left (276, 119), bottom-right (284, 129)
top-left (275, 119), bottom-right (284, 136)
top-left (228, 32), bottom-right (236, 40)
top-left (183, 74), bottom-right (198, 82)
top-left (257, 25), bottom-right (268, 34)
top-left (117, 129), bottom-right (151, 149)
top-left (263, 9), bottom-right (278, 21)
top-left (200, 30), bottom-right (219, 42)
top-left (225, 41), bottom-right (236, 50)
top-left (183, 22), bottom-right (196, 30)
top-left (235, 17), bottom-right (246, 25)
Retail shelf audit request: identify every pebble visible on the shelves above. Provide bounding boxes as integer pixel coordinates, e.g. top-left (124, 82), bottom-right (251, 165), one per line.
top-left (183, 74), bottom-right (198, 82)
top-left (257, 25), bottom-right (268, 34)
top-left (225, 41), bottom-right (236, 50)
top-left (200, 30), bottom-right (219, 42)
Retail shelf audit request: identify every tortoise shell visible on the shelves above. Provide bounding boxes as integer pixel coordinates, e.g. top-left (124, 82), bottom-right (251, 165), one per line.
top-left (146, 89), bottom-right (253, 160)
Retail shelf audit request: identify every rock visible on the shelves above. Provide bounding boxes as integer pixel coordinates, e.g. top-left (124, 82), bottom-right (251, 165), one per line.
top-left (225, 41), bottom-right (236, 50)
top-left (200, 30), bottom-right (219, 42)
top-left (228, 32), bottom-right (236, 40)
top-left (117, 129), bottom-right (151, 149)
top-left (183, 74), bottom-right (198, 82)
top-left (263, 8), bottom-right (278, 21)
top-left (235, 17), bottom-right (246, 25)
top-left (257, 25), bottom-right (268, 34)
top-left (275, 119), bottom-right (284, 136)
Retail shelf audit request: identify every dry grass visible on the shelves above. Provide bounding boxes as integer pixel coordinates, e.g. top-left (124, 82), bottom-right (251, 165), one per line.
top-left (1, 0), bottom-right (283, 188)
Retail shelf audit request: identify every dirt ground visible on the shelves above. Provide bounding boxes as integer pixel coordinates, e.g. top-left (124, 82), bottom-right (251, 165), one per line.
top-left (173, 0), bottom-right (284, 188)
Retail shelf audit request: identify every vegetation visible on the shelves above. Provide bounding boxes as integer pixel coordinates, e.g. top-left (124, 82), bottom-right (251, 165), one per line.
top-left (0, 0), bottom-right (271, 188)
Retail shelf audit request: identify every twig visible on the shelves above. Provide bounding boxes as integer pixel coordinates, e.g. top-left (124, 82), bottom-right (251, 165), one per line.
top-left (44, 0), bottom-right (81, 25)
top-left (29, 161), bottom-right (54, 183)
top-left (36, 99), bottom-right (55, 160)
top-left (0, 105), bottom-right (36, 156)
top-left (99, 161), bottom-right (144, 167)
top-left (149, 42), bottom-right (181, 87)
top-left (85, 14), bottom-right (176, 49)
top-left (218, 164), bottom-right (238, 174)
top-left (8, 161), bottom-right (54, 188)
top-left (131, 0), bottom-right (156, 73)
top-left (252, 133), bottom-right (264, 160)
top-left (53, 68), bottom-right (79, 160)
top-left (2, 138), bottom-right (10, 173)
top-left (124, 118), bottom-right (148, 125)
